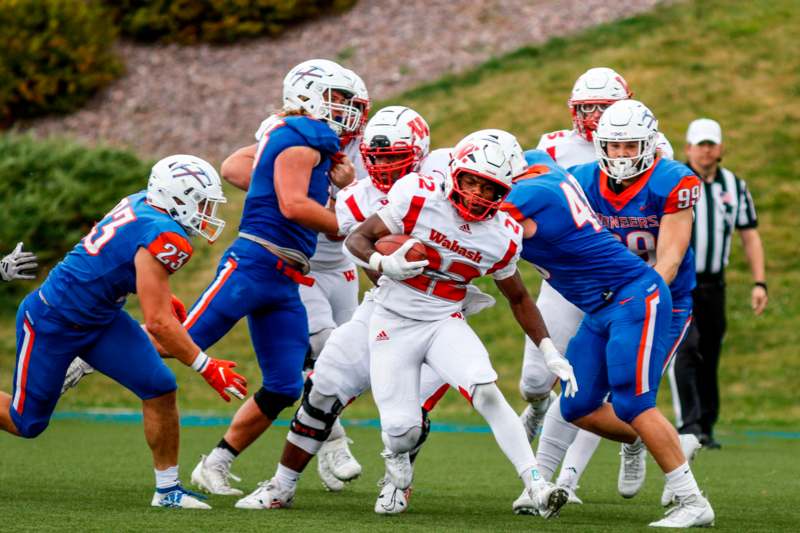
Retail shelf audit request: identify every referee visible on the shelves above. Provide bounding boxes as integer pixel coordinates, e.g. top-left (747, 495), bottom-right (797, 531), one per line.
top-left (669, 118), bottom-right (768, 449)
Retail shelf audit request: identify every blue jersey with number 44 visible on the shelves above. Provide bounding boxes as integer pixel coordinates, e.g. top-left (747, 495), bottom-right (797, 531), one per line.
top-left (39, 192), bottom-right (193, 327)
top-left (570, 157), bottom-right (700, 299)
top-left (503, 163), bottom-right (653, 314)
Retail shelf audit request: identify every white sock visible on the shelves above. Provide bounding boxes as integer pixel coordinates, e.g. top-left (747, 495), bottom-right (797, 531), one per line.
top-left (206, 446), bottom-right (235, 469)
top-left (520, 466), bottom-right (547, 492)
top-left (624, 436), bottom-right (644, 452)
top-left (274, 463), bottom-right (301, 491)
top-left (536, 395), bottom-right (579, 481)
top-left (472, 384), bottom-right (538, 477)
top-left (556, 429), bottom-right (602, 489)
top-left (155, 465), bottom-right (179, 490)
top-left (327, 418), bottom-right (346, 441)
top-left (664, 461), bottom-right (701, 500)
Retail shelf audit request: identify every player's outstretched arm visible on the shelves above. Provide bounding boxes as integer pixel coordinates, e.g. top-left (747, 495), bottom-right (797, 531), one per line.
top-left (495, 271), bottom-right (578, 397)
top-left (135, 249), bottom-right (247, 401)
top-left (274, 146), bottom-right (339, 235)
top-left (654, 208), bottom-right (693, 285)
top-left (220, 143), bottom-right (256, 191)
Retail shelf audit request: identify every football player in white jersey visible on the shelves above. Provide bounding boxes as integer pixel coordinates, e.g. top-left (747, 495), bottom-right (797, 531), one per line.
top-left (233, 105), bottom-right (452, 512)
top-left (343, 130), bottom-right (579, 518)
top-left (520, 67), bottom-right (676, 505)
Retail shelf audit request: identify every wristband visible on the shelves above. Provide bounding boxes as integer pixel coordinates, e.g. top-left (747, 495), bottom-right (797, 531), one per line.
top-left (368, 252), bottom-right (383, 272)
top-left (191, 351), bottom-right (210, 373)
top-left (538, 337), bottom-right (559, 359)
top-left (754, 281), bottom-right (768, 294)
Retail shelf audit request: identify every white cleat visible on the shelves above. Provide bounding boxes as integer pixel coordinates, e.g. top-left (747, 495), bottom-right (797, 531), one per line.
top-left (317, 458), bottom-right (345, 492)
top-left (235, 478), bottom-right (295, 510)
top-left (380, 449), bottom-right (413, 490)
top-left (618, 440), bottom-right (647, 498)
top-left (513, 483), bottom-right (568, 518)
top-left (61, 357), bottom-right (94, 394)
top-left (151, 484), bottom-right (211, 509)
top-left (560, 484), bottom-right (584, 505)
top-left (512, 488), bottom-right (538, 515)
top-left (319, 436), bottom-right (362, 483)
top-left (520, 391), bottom-right (557, 443)
top-left (374, 475), bottom-right (412, 514)
top-left (661, 434), bottom-right (703, 506)
top-left (191, 454), bottom-right (243, 496)
top-left (650, 493), bottom-right (715, 528)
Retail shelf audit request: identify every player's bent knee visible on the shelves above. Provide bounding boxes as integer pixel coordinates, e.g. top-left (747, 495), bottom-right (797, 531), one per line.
top-left (309, 328), bottom-right (334, 360)
top-left (519, 378), bottom-right (555, 403)
top-left (611, 394), bottom-right (656, 424)
top-left (287, 378), bottom-right (344, 453)
top-left (17, 418), bottom-right (49, 439)
top-left (382, 426), bottom-right (423, 454)
top-left (560, 395), bottom-right (601, 423)
top-left (254, 387), bottom-right (299, 421)
top-left (136, 366), bottom-right (177, 400)
top-left (472, 383), bottom-right (504, 411)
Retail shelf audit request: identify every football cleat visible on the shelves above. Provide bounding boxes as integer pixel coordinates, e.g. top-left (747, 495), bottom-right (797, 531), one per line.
top-left (513, 482), bottom-right (568, 518)
top-left (61, 357), bottom-right (95, 395)
top-left (560, 484), bottom-right (584, 505)
top-left (618, 440), bottom-right (647, 498)
top-left (380, 449), bottom-right (413, 490)
top-left (318, 436), bottom-right (362, 485)
top-left (235, 478), bottom-right (295, 510)
top-left (317, 458), bottom-right (345, 492)
top-left (649, 493), bottom-right (715, 528)
top-left (151, 484), bottom-right (211, 509)
top-left (520, 391), bottom-right (557, 443)
top-left (661, 434), bottom-right (702, 506)
top-left (374, 475), bottom-right (412, 514)
top-left (191, 454), bottom-right (243, 496)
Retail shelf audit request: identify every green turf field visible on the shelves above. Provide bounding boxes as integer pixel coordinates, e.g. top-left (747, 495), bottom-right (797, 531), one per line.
top-left (1, 418), bottom-right (798, 532)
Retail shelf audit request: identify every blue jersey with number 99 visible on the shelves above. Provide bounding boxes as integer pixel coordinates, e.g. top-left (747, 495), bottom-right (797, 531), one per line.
top-left (39, 192), bottom-right (193, 327)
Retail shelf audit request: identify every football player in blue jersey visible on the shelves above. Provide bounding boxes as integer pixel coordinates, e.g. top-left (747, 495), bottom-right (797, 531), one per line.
top-left (0, 154), bottom-right (247, 509)
top-left (183, 59), bottom-right (366, 500)
top-left (565, 100), bottom-right (704, 509)
top-left (502, 142), bottom-right (714, 527)
top-left (0, 242), bottom-right (38, 282)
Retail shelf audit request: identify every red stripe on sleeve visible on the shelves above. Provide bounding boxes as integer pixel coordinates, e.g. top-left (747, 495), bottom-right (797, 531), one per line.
top-left (344, 194), bottom-right (366, 222)
top-left (402, 196), bottom-right (426, 234)
top-left (487, 240), bottom-right (518, 275)
top-left (500, 202), bottom-right (526, 222)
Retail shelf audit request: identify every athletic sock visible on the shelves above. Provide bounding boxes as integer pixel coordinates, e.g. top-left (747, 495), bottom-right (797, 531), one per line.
top-left (207, 439), bottom-right (238, 468)
top-left (664, 461), bottom-right (701, 500)
top-left (556, 429), bottom-right (602, 489)
top-left (274, 463), bottom-right (301, 492)
top-left (536, 395), bottom-right (579, 481)
top-left (155, 465), bottom-right (179, 490)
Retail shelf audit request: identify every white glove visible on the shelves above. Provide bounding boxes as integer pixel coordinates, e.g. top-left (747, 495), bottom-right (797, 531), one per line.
top-left (369, 238), bottom-right (429, 281)
top-left (461, 285), bottom-right (496, 317)
top-left (540, 338), bottom-right (578, 398)
top-left (1, 242), bottom-right (38, 282)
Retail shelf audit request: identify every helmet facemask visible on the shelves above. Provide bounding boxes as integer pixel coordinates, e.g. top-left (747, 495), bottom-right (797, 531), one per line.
top-left (319, 88), bottom-right (363, 136)
top-left (448, 170), bottom-right (511, 222)
top-left (595, 135), bottom-right (657, 182)
top-left (570, 101), bottom-right (614, 142)
top-left (360, 137), bottom-right (418, 193)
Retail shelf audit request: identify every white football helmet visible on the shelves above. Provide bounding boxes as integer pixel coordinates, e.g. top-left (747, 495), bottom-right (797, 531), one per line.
top-left (340, 69), bottom-right (371, 146)
top-left (282, 59), bottom-right (364, 136)
top-left (147, 155), bottom-right (227, 242)
top-left (568, 67), bottom-right (633, 142)
top-left (471, 129), bottom-right (527, 178)
top-left (445, 130), bottom-right (517, 221)
top-left (360, 106), bottom-right (430, 193)
top-left (594, 99), bottom-right (659, 181)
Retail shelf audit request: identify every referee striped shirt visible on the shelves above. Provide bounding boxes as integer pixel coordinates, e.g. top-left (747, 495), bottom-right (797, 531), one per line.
top-left (690, 164), bottom-right (758, 275)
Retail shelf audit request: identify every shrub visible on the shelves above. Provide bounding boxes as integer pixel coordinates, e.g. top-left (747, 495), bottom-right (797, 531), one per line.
top-left (0, 134), bottom-right (153, 270)
top-left (107, 0), bottom-right (357, 44)
top-left (0, 0), bottom-right (123, 126)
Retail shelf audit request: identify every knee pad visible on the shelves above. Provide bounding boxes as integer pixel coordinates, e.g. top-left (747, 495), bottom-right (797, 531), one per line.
top-left (519, 379), bottom-right (555, 404)
top-left (611, 391), bottom-right (656, 424)
top-left (254, 387), bottom-right (299, 421)
top-left (14, 416), bottom-right (49, 439)
top-left (472, 383), bottom-right (504, 412)
top-left (289, 378), bottom-right (343, 443)
top-left (382, 426), bottom-right (423, 454)
top-left (140, 365), bottom-right (178, 400)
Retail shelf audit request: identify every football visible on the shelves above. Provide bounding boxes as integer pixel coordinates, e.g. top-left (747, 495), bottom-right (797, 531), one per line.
top-left (375, 234), bottom-right (428, 262)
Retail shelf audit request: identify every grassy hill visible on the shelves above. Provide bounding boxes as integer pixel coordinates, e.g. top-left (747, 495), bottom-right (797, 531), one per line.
top-left (1, 0), bottom-right (797, 428)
